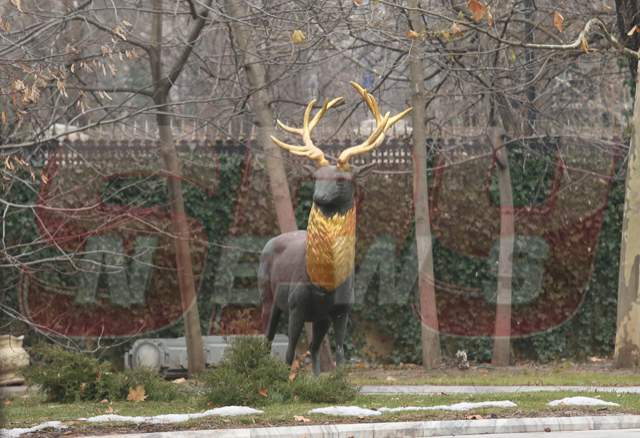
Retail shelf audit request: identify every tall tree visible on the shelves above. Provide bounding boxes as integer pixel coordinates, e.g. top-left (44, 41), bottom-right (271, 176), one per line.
top-left (406, 0), bottom-right (442, 370)
top-left (613, 0), bottom-right (640, 368)
top-left (149, 0), bottom-right (210, 374)
top-left (489, 127), bottom-right (514, 366)
top-left (224, 0), bottom-right (334, 369)
top-left (614, 58), bottom-right (640, 367)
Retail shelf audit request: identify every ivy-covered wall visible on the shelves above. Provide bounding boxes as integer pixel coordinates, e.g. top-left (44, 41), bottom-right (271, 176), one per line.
top-left (1, 137), bottom-right (623, 363)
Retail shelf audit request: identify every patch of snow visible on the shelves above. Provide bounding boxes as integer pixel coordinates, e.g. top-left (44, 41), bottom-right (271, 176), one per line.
top-left (0, 421), bottom-right (67, 438)
top-left (310, 401), bottom-right (517, 417)
top-left (81, 406), bottom-right (263, 425)
top-left (207, 406), bottom-right (264, 416)
top-left (309, 406), bottom-right (382, 417)
top-left (379, 400), bottom-right (517, 412)
top-left (548, 397), bottom-right (619, 407)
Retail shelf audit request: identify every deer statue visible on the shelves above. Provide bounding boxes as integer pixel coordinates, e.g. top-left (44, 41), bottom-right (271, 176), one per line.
top-left (259, 82), bottom-right (412, 375)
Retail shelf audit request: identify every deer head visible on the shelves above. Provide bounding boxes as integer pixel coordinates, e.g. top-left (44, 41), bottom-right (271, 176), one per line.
top-left (271, 82), bottom-right (412, 216)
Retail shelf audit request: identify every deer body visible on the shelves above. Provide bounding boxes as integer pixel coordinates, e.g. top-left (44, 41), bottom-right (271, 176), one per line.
top-left (260, 82), bottom-right (411, 374)
top-left (261, 166), bottom-right (359, 374)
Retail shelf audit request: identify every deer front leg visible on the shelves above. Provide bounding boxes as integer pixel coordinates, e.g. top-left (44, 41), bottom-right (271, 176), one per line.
top-left (286, 306), bottom-right (305, 365)
top-left (309, 319), bottom-right (330, 376)
top-left (332, 312), bottom-right (348, 367)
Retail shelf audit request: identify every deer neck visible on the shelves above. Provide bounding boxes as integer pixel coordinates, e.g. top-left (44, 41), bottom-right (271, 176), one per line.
top-left (306, 203), bottom-right (356, 291)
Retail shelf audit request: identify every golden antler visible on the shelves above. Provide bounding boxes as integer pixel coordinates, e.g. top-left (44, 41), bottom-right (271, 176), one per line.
top-left (337, 82), bottom-right (412, 170)
top-left (270, 97), bottom-right (344, 167)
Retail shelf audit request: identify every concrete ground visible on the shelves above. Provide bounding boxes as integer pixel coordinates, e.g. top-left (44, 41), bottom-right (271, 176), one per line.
top-left (91, 431), bottom-right (640, 438)
top-left (457, 431), bottom-right (640, 438)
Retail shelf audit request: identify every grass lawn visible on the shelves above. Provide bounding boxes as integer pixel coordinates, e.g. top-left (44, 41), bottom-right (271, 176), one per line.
top-left (3, 389), bottom-right (639, 436)
top-left (348, 362), bottom-right (640, 386)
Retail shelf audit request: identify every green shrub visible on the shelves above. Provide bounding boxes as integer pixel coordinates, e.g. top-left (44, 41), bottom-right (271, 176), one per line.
top-left (203, 337), bottom-right (292, 406)
top-left (98, 368), bottom-right (178, 402)
top-left (203, 336), bottom-right (358, 406)
top-left (25, 343), bottom-right (178, 403)
top-left (25, 344), bottom-right (113, 403)
top-left (292, 368), bottom-right (358, 403)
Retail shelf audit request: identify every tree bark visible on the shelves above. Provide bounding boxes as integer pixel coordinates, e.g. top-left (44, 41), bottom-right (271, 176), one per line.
top-left (150, 0), bottom-right (205, 375)
top-left (224, 0), bottom-right (333, 371)
top-left (407, 0), bottom-right (442, 370)
top-left (489, 127), bottom-right (514, 366)
top-left (523, 0), bottom-right (536, 133)
top-left (614, 59), bottom-right (640, 368)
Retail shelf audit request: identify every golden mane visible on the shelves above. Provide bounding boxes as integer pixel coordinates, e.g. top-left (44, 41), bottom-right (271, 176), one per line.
top-left (306, 204), bottom-right (356, 290)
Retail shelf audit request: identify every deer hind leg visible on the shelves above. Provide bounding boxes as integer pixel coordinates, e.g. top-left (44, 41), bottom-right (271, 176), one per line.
top-left (266, 305), bottom-right (282, 343)
top-left (286, 307), bottom-right (305, 365)
top-left (332, 312), bottom-right (348, 366)
top-left (309, 319), bottom-right (330, 376)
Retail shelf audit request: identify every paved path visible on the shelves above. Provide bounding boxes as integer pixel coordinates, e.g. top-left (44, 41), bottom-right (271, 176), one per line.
top-left (361, 384), bottom-right (640, 394)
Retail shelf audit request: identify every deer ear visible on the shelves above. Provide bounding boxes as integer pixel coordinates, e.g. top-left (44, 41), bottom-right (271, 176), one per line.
top-left (353, 162), bottom-right (376, 181)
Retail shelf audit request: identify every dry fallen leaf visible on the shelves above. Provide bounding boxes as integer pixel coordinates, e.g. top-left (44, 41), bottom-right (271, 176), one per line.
top-left (172, 378), bottom-right (187, 384)
top-left (628, 25), bottom-right (639, 36)
top-left (99, 399), bottom-right (109, 404)
top-left (294, 415), bottom-right (311, 423)
top-left (468, 0), bottom-right (487, 22)
top-left (3, 399), bottom-right (12, 406)
top-left (553, 11), bottom-right (564, 33)
top-left (127, 385), bottom-right (147, 402)
top-left (258, 388), bottom-right (269, 398)
top-left (105, 405), bottom-right (114, 414)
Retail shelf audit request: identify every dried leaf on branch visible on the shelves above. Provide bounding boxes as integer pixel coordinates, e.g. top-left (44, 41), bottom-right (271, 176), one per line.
top-left (10, 0), bottom-right (23, 12)
top-left (580, 36), bottom-right (590, 53)
top-left (292, 30), bottom-right (306, 44)
top-left (553, 11), bottom-right (565, 33)
top-left (468, 0), bottom-right (487, 22)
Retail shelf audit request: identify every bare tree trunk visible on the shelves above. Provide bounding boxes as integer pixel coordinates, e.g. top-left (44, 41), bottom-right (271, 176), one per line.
top-left (489, 127), bottom-right (513, 366)
top-left (224, 0), bottom-right (333, 371)
top-left (224, 0), bottom-right (297, 234)
top-left (150, 0), bottom-right (205, 375)
top-left (407, 0), bottom-right (442, 370)
top-left (614, 59), bottom-right (640, 368)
